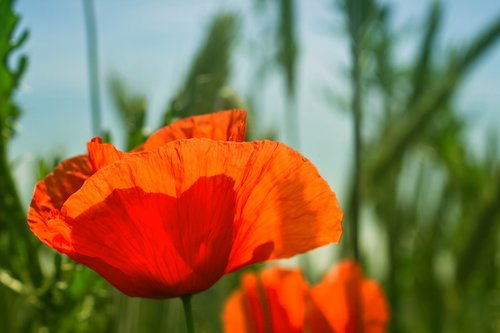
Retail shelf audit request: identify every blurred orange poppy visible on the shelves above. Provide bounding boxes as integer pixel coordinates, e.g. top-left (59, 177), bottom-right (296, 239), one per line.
top-left (224, 267), bottom-right (308, 333)
top-left (28, 110), bottom-right (343, 298)
top-left (223, 261), bottom-right (389, 333)
top-left (308, 261), bottom-right (389, 333)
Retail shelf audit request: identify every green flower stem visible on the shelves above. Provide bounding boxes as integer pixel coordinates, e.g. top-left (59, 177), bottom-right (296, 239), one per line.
top-left (181, 295), bottom-right (195, 333)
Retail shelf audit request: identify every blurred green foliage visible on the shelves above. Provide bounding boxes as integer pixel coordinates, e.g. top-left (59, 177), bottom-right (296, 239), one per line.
top-left (108, 76), bottom-right (147, 150)
top-left (337, 1), bottom-right (500, 332)
top-left (162, 13), bottom-right (239, 125)
top-left (0, 3), bottom-right (41, 327)
top-left (0, 0), bottom-right (499, 332)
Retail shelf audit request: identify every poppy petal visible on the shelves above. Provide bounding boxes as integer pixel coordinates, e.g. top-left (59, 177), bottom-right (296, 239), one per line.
top-left (224, 142), bottom-right (343, 272)
top-left (309, 263), bottom-right (357, 332)
top-left (304, 291), bottom-right (335, 333)
top-left (87, 137), bottom-right (125, 172)
top-left (360, 279), bottom-right (389, 333)
top-left (260, 268), bottom-right (307, 332)
top-left (28, 155), bottom-right (93, 252)
top-left (223, 290), bottom-right (253, 333)
top-left (309, 260), bottom-right (389, 333)
top-left (138, 109), bottom-right (246, 151)
top-left (64, 174), bottom-right (236, 298)
top-left (223, 267), bottom-right (307, 333)
top-left (51, 138), bottom-right (340, 297)
top-left (86, 110), bottom-right (246, 170)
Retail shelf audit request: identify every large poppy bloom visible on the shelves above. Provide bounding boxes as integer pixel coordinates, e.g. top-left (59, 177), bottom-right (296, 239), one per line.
top-left (223, 260), bottom-right (389, 333)
top-left (28, 110), bottom-right (343, 299)
top-left (29, 109), bottom-right (246, 254)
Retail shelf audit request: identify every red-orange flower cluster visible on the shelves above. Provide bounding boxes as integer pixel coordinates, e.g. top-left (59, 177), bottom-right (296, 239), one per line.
top-left (28, 110), bottom-right (343, 299)
top-left (223, 260), bottom-right (389, 333)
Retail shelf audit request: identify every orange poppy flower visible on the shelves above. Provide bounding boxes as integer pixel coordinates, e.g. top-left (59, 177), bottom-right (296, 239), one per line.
top-left (28, 110), bottom-right (343, 299)
top-left (29, 110), bottom-right (246, 251)
top-left (223, 261), bottom-right (389, 333)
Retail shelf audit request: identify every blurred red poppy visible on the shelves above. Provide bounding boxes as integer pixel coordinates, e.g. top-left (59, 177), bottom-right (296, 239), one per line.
top-left (223, 260), bottom-right (389, 333)
top-left (224, 267), bottom-right (308, 333)
top-left (308, 261), bottom-right (389, 333)
top-left (28, 110), bottom-right (343, 299)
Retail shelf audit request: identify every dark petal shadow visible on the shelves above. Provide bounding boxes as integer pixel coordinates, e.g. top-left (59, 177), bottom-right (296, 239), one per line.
top-left (69, 174), bottom-right (237, 298)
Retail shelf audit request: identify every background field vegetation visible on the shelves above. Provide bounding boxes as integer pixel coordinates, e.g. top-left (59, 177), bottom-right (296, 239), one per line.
top-left (1, 0), bottom-right (499, 332)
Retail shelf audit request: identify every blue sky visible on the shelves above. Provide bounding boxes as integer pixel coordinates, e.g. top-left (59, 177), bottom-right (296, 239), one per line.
top-left (10, 0), bottom-right (500, 209)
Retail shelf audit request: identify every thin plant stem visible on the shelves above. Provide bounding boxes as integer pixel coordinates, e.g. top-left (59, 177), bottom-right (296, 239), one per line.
top-left (347, 0), bottom-right (363, 263)
top-left (277, 0), bottom-right (299, 150)
top-left (349, 51), bottom-right (362, 263)
top-left (82, 0), bottom-right (102, 136)
top-left (181, 295), bottom-right (195, 333)
top-left (285, 91), bottom-right (300, 150)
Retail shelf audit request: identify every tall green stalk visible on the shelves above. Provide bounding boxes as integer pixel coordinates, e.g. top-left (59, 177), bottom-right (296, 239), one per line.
top-left (341, 0), bottom-right (375, 262)
top-left (348, 38), bottom-right (362, 262)
top-left (82, 0), bottom-right (102, 136)
top-left (277, 0), bottom-right (299, 148)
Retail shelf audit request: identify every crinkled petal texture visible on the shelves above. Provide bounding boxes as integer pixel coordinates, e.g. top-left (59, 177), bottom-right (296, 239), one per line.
top-left (87, 137), bottom-right (126, 172)
top-left (309, 261), bottom-right (389, 333)
top-left (31, 138), bottom-right (342, 298)
top-left (223, 267), bottom-right (308, 333)
top-left (136, 109), bottom-right (246, 151)
top-left (88, 109), bottom-right (246, 170)
top-left (28, 110), bottom-right (247, 254)
top-left (28, 155), bottom-right (93, 252)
